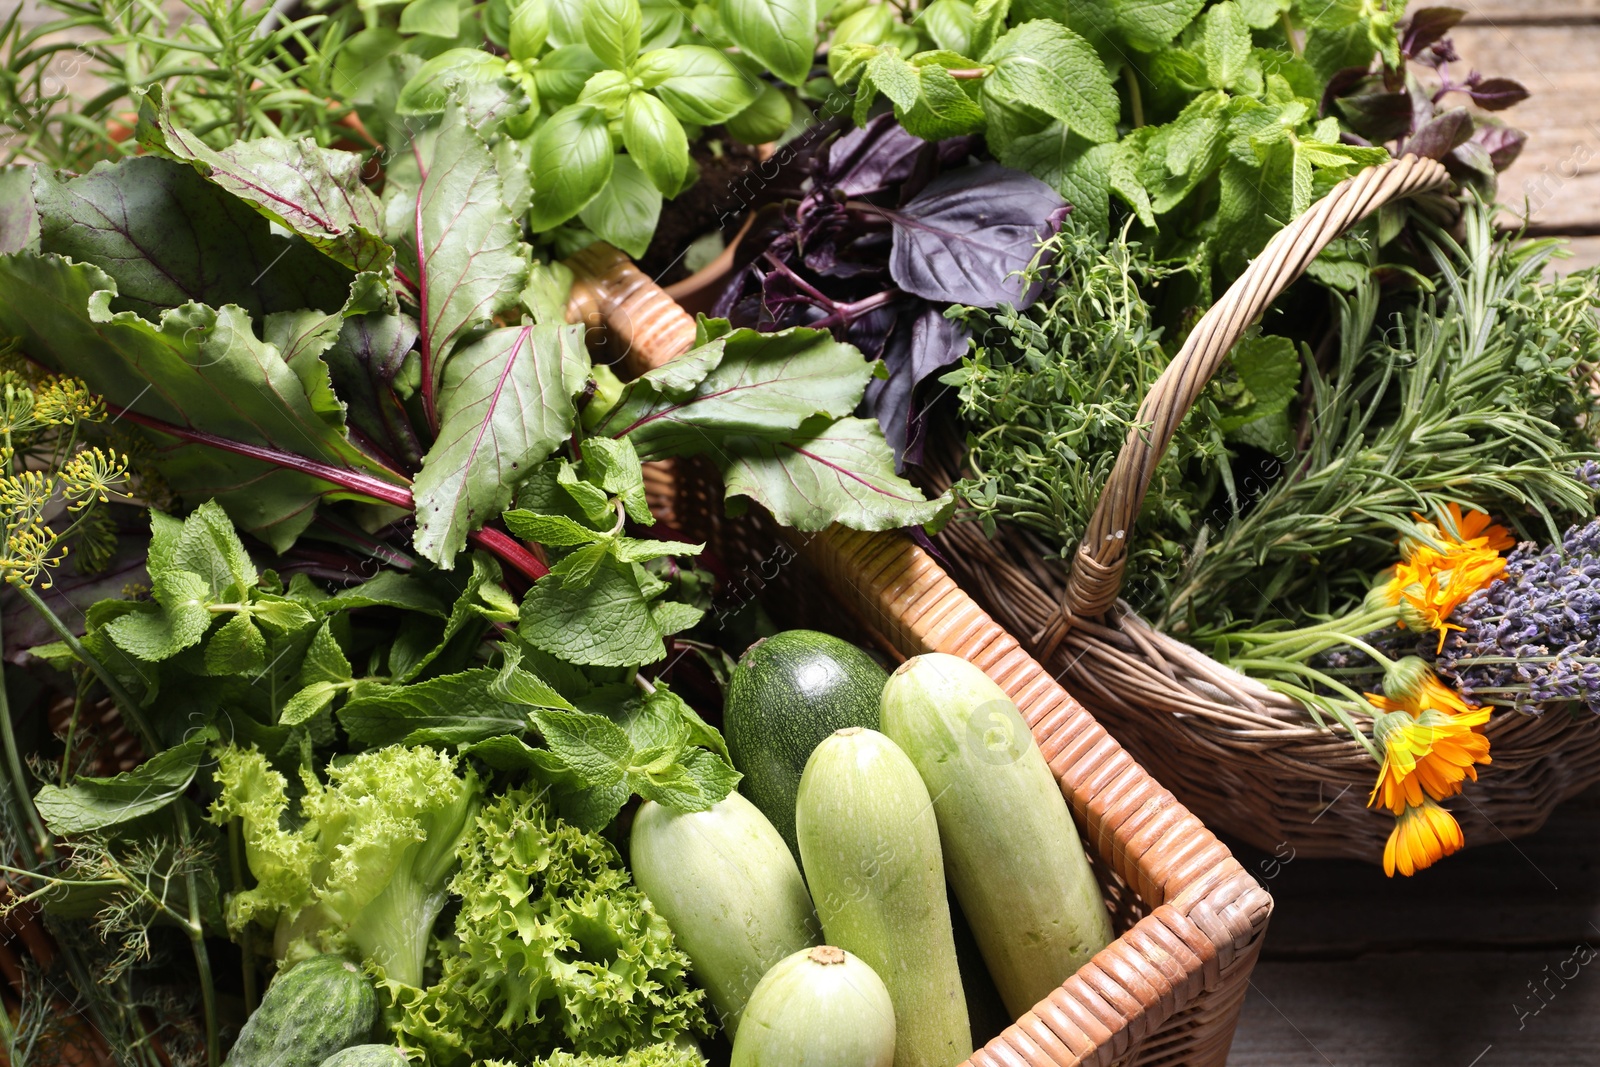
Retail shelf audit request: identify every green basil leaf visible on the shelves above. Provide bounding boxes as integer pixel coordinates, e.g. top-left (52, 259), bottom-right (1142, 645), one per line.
top-left (633, 45), bottom-right (759, 125)
top-left (641, 0), bottom-right (685, 49)
top-left (397, 48), bottom-right (511, 115)
top-left (530, 44), bottom-right (605, 106)
top-left (510, 0), bottom-right (551, 61)
top-left (577, 157), bottom-right (662, 259)
top-left (622, 90), bottom-right (691, 193)
top-left (547, 0), bottom-right (585, 45)
top-left (582, 0), bottom-right (642, 69)
top-left (578, 68), bottom-right (634, 112)
top-left (399, 0), bottom-right (460, 38)
top-left (725, 82), bottom-right (794, 144)
top-left (528, 104), bottom-right (615, 230)
top-left (721, 0), bottom-right (816, 86)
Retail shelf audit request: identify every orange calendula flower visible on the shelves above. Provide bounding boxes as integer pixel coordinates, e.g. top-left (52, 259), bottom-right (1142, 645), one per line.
top-left (1366, 706), bottom-right (1493, 814)
top-left (1384, 799), bottom-right (1465, 877)
top-left (1381, 504), bottom-right (1513, 651)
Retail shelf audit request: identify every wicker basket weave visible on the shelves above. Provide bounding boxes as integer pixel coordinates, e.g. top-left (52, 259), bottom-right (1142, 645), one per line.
top-left (567, 254), bottom-right (1273, 1066)
top-left (913, 154), bottom-right (1600, 863)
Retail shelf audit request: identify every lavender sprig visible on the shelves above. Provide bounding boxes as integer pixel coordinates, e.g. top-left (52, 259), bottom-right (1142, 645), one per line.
top-left (1436, 520), bottom-right (1600, 714)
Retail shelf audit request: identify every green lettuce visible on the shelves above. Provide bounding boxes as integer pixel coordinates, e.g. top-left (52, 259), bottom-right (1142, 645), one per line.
top-left (209, 743), bottom-right (481, 988)
top-left (383, 784), bottom-right (708, 1065)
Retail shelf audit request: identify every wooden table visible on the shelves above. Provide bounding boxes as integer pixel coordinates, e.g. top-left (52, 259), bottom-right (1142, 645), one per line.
top-left (1228, 5), bottom-right (1600, 1063)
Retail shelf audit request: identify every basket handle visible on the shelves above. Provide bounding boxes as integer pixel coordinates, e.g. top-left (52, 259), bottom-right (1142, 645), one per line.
top-left (1059, 154), bottom-right (1451, 624)
top-left (564, 242), bottom-right (699, 378)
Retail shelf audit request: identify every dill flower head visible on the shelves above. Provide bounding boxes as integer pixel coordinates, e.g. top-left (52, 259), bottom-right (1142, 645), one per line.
top-left (1384, 799), bottom-right (1465, 878)
top-left (34, 375), bottom-right (105, 425)
top-left (61, 447), bottom-right (129, 511)
top-left (1383, 504), bottom-right (1512, 651)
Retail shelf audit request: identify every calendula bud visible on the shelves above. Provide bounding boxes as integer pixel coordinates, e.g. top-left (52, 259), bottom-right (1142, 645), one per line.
top-left (1372, 710), bottom-right (1413, 750)
top-left (1382, 656), bottom-right (1433, 706)
top-left (1396, 591), bottom-right (1432, 631)
top-left (1399, 521), bottom-right (1442, 562)
top-left (1364, 575), bottom-right (1399, 610)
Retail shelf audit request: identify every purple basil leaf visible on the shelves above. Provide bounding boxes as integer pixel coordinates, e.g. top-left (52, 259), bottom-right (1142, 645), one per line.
top-left (862, 301), bottom-right (970, 469)
top-left (1446, 138), bottom-right (1496, 181)
top-left (1402, 7), bottom-right (1465, 58)
top-left (825, 113), bottom-right (932, 197)
top-left (1404, 107), bottom-right (1474, 160)
top-left (1474, 124), bottom-right (1527, 171)
top-left (885, 162), bottom-right (1066, 309)
top-left (1319, 67), bottom-right (1374, 118)
top-left (1467, 77), bottom-right (1529, 112)
top-left (845, 300), bottom-right (899, 362)
top-left (1334, 90), bottom-right (1414, 143)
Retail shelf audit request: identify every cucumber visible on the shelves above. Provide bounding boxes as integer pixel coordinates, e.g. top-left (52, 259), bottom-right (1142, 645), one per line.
top-left (731, 946), bottom-right (895, 1067)
top-left (317, 1046), bottom-right (407, 1067)
top-left (225, 954), bottom-right (375, 1067)
top-left (795, 728), bottom-right (970, 1067)
top-left (725, 630), bottom-right (889, 856)
top-left (879, 653), bottom-right (1114, 1018)
top-left (629, 792), bottom-right (822, 1036)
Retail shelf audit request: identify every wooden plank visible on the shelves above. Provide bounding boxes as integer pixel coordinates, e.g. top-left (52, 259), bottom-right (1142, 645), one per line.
top-left (1460, 1), bottom-right (1600, 22)
top-left (1448, 24), bottom-right (1600, 233)
top-left (1230, 786), bottom-right (1600, 957)
top-left (1230, 951), bottom-right (1600, 1066)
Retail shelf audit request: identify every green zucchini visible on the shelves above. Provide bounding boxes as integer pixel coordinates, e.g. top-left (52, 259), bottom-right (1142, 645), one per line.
top-left (731, 946), bottom-right (896, 1067)
top-left (224, 954), bottom-right (375, 1067)
top-left (317, 1046), bottom-right (407, 1067)
top-left (724, 630), bottom-right (889, 857)
top-left (795, 728), bottom-right (971, 1067)
top-left (879, 653), bottom-right (1114, 1018)
top-left (629, 791), bottom-right (822, 1036)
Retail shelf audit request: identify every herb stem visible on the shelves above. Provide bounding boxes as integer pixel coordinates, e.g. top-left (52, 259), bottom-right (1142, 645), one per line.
top-left (11, 581), bottom-right (155, 752)
top-left (1123, 64), bottom-right (1144, 128)
top-left (0, 611), bottom-right (51, 861)
top-left (1282, 11), bottom-right (1302, 56)
top-left (230, 816), bottom-right (260, 1012)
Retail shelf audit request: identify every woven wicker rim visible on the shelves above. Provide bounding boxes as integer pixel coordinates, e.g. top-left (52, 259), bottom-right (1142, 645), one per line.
top-left (1060, 154), bottom-right (1451, 629)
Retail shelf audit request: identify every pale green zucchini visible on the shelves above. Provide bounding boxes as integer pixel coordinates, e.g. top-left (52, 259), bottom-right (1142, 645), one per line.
top-left (730, 945), bottom-right (896, 1067)
top-left (630, 791), bottom-right (821, 1036)
top-left (879, 652), bottom-right (1114, 1018)
top-left (794, 728), bottom-right (970, 1067)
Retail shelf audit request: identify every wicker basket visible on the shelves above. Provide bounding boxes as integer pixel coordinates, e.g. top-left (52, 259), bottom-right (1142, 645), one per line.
top-left (910, 154), bottom-right (1600, 864)
top-left (567, 254), bottom-right (1273, 1066)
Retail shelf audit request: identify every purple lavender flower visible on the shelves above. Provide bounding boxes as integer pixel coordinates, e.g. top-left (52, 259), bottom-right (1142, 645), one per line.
top-left (1436, 520), bottom-right (1600, 714)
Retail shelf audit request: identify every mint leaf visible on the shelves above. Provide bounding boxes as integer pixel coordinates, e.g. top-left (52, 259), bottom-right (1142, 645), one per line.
top-left (32, 157), bottom-right (352, 322)
top-left (326, 570), bottom-right (449, 616)
top-left (549, 541), bottom-right (612, 585)
top-left (203, 613), bottom-right (266, 675)
top-left (337, 667), bottom-right (528, 744)
top-left (580, 435), bottom-right (652, 521)
top-left (531, 708), bottom-right (632, 786)
top-left (719, 416), bottom-right (953, 531)
top-left (34, 728), bottom-right (215, 834)
top-left (174, 500), bottom-right (257, 601)
top-left (281, 681), bottom-right (339, 727)
top-left (412, 323), bottom-right (587, 567)
top-left (1106, 0), bottom-right (1205, 52)
top-left (1199, 1), bottom-right (1255, 91)
top-left (983, 21), bottom-right (1119, 144)
top-left (393, 553), bottom-right (505, 683)
top-left (491, 657), bottom-right (580, 713)
top-left (518, 554), bottom-right (672, 666)
top-left (601, 326), bottom-right (872, 459)
top-left (1218, 334), bottom-right (1301, 431)
top-left (104, 570), bottom-right (212, 662)
top-left (418, 101), bottom-right (528, 364)
top-left (137, 88), bottom-right (391, 274)
top-left (898, 62), bottom-right (986, 141)
top-left (502, 511), bottom-right (604, 546)
top-left (300, 622), bottom-right (354, 686)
